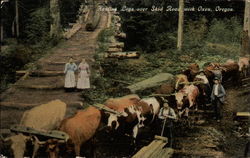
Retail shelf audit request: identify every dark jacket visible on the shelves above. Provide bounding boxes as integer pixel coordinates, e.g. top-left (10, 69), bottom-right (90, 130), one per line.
top-left (211, 83), bottom-right (226, 103)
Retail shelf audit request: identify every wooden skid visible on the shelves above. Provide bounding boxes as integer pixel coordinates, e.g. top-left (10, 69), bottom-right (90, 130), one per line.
top-left (16, 71), bottom-right (64, 77)
top-left (10, 125), bottom-right (69, 140)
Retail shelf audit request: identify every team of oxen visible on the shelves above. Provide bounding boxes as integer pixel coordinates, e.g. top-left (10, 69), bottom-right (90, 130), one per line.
top-left (2, 56), bottom-right (249, 158)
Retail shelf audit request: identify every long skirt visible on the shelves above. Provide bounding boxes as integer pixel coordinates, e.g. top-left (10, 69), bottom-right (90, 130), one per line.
top-left (77, 70), bottom-right (90, 89)
top-left (64, 71), bottom-right (76, 88)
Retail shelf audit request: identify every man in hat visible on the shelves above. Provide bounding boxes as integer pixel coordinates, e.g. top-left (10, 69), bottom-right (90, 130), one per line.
top-left (211, 65), bottom-right (223, 82)
top-left (158, 101), bottom-right (177, 148)
top-left (211, 77), bottom-right (226, 122)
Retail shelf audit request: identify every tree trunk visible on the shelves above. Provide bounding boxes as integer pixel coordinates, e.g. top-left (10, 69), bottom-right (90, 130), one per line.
top-left (177, 0), bottom-right (184, 51)
top-left (50, 0), bottom-right (61, 38)
top-left (15, 0), bottom-right (19, 37)
top-left (242, 0), bottom-right (250, 55)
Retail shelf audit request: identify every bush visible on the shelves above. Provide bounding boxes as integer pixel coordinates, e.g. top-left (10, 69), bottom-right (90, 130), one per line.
top-left (207, 17), bottom-right (242, 44)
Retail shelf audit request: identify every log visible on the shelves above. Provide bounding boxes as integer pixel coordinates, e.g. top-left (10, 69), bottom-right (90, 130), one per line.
top-left (141, 141), bottom-right (162, 158)
top-left (127, 73), bottom-right (174, 93)
top-left (132, 141), bottom-right (159, 158)
top-left (16, 71), bottom-right (64, 77)
top-left (85, 5), bottom-right (101, 31)
top-left (106, 11), bottom-right (112, 28)
top-left (106, 47), bottom-right (123, 53)
top-left (148, 141), bottom-right (167, 158)
top-left (160, 148), bottom-right (174, 158)
top-left (106, 51), bottom-right (140, 59)
top-left (115, 32), bottom-right (126, 39)
top-left (0, 102), bottom-right (83, 110)
top-left (14, 84), bottom-right (64, 90)
top-left (64, 23), bottom-right (82, 39)
top-left (109, 42), bottom-right (124, 48)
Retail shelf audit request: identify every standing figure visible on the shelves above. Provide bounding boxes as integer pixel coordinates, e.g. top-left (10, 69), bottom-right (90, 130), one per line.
top-left (77, 58), bottom-right (90, 90)
top-left (210, 77), bottom-right (226, 122)
top-left (158, 101), bottom-right (177, 148)
top-left (64, 57), bottom-right (77, 92)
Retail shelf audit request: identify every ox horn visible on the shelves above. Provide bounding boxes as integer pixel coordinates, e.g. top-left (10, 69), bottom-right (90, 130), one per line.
top-left (57, 139), bottom-right (67, 144)
top-left (31, 136), bottom-right (46, 145)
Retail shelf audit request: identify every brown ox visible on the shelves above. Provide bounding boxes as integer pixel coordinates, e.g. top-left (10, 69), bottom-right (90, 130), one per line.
top-left (182, 63), bottom-right (200, 81)
top-left (59, 106), bottom-right (101, 157)
top-left (238, 57), bottom-right (249, 77)
top-left (155, 83), bottom-right (175, 94)
top-left (175, 85), bottom-right (199, 117)
top-left (221, 61), bottom-right (240, 85)
top-left (4, 100), bottom-right (66, 158)
top-left (104, 94), bottom-right (141, 112)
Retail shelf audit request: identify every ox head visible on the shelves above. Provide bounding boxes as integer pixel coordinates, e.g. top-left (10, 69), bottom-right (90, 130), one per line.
top-left (175, 92), bottom-right (184, 110)
top-left (106, 111), bottom-right (128, 130)
top-left (4, 134), bottom-right (32, 158)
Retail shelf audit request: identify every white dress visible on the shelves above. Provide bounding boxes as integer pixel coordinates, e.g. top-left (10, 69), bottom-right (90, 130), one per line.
top-left (77, 62), bottom-right (90, 89)
top-left (64, 63), bottom-right (77, 88)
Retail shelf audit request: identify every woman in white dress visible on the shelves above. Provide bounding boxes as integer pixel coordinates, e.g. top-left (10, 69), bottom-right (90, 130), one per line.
top-left (64, 57), bottom-right (77, 92)
top-left (77, 58), bottom-right (90, 90)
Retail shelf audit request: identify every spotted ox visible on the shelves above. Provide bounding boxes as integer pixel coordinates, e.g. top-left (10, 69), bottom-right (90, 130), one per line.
top-left (175, 84), bottom-right (199, 117)
top-left (238, 57), bottom-right (249, 78)
top-left (104, 95), bottom-right (160, 140)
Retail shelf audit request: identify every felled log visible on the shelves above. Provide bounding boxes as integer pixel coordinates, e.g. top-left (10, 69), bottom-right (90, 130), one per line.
top-left (115, 32), bottom-right (126, 39)
top-left (106, 51), bottom-right (140, 59)
top-left (64, 23), bottom-right (82, 39)
top-left (85, 6), bottom-right (101, 31)
top-left (106, 47), bottom-right (123, 53)
top-left (106, 11), bottom-right (112, 28)
top-left (16, 71), bottom-right (64, 77)
top-left (127, 73), bottom-right (174, 93)
top-left (109, 42), bottom-right (124, 48)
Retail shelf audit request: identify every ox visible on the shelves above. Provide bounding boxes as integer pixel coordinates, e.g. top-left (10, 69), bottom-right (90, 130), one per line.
top-left (155, 83), bottom-right (175, 95)
top-left (175, 74), bottom-right (189, 91)
top-left (104, 95), bottom-right (160, 140)
top-left (4, 100), bottom-right (66, 158)
top-left (238, 57), bottom-right (249, 78)
top-left (175, 84), bottom-right (199, 117)
top-left (182, 63), bottom-right (200, 81)
top-left (220, 60), bottom-right (240, 86)
top-left (194, 72), bottom-right (211, 107)
top-left (58, 106), bottom-right (101, 157)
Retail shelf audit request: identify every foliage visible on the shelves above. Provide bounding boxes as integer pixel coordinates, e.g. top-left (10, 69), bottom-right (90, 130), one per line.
top-left (207, 17), bottom-right (242, 44)
top-left (24, 7), bottom-right (51, 46)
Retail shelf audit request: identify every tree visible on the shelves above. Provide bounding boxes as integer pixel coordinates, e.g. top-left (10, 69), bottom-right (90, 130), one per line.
top-left (177, 0), bottom-right (184, 50)
top-left (242, 0), bottom-right (250, 55)
top-left (50, 0), bottom-right (61, 38)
